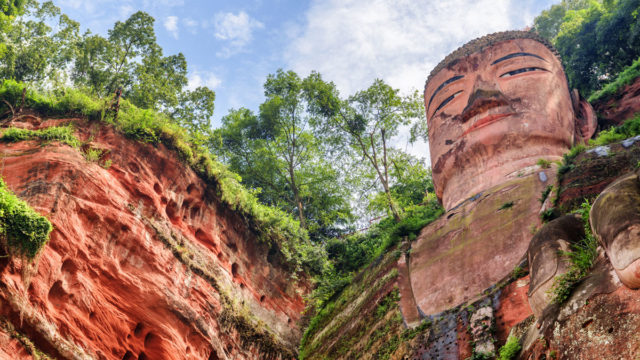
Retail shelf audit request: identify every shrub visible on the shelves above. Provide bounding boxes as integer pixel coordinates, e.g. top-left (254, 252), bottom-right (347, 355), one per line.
top-left (83, 148), bottom-right (103, 162)
top-left (549, 200), bottom-right (598, 303)
top-left (498, 335), bottom-right (521, 360)
top-left (589, 57), bottom-right (640, 103)
top-left (499, 201), bottom-right (514, 210)
top-left (536, 158), bottom-right (551, 168)
top-left (0, 179), bottom-right (52, 259)
top-left (1, 125), bottom-right (79, 148)
top-left (591, 112), bottom-right (640, 146)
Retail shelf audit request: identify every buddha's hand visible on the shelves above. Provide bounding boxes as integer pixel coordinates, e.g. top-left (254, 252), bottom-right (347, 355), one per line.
top-left (591, 171), bottom-right (640, 289)
top-left (527, 214), bottom-right (584, 317)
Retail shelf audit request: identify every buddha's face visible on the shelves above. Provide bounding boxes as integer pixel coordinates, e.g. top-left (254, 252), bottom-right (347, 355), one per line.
top-left (425, 38), bottom-right (576, 210)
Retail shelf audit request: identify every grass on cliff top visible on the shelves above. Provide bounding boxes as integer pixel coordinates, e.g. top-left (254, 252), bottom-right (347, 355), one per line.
top-left (0, 178), bottom-right (52, 259)
top-left (1, 125), bottom-right (80, 147)
top-left (590, 112), bottom-right (640, 146)
top-left (0, 79), bottom-right (318, 274)
top-left (588, 56), bottom-right (640, 104)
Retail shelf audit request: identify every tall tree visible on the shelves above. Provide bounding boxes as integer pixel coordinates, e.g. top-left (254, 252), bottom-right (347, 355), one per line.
top-left (214, 71), bottom-right (352, 238)
top-left (533, 0), bottom-right (592, 40)
top-left (308, 76), bottom-right (423, 222)
top-left (0, 1), bottom-right (77, 84)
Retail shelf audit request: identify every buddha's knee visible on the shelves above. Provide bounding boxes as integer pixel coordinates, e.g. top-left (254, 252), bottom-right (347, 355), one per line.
top-left (527, 214), bottom-right (584, 317)
top-left (591, 171), bottom-right (640, 288)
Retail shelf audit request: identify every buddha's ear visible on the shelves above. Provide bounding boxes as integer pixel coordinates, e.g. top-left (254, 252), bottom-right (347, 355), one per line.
top-left (572, 89), bottom-right (597, 144)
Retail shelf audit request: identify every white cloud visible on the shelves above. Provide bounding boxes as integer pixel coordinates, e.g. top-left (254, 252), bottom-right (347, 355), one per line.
top-left (287, 0), bottom-right (515, 98)
top-left (286, 0), bottom-right (540, 160)
top-left (183, 17), bottom-right (199, 33)
top-left (164, 16), bottom-right (179, 39)
top-left (187, 71), bottom-right (222, 91)
top-left (213, 11), bottom-right (264, 57)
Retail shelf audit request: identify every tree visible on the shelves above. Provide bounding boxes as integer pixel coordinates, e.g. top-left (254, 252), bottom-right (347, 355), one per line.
top-left (0, 1), bottom-right (75, 84)
top-left (533, 0), bottom-right (592, 40)
top-left (1, 0), bottom-right (27, 16)
top-left (170, 86), bottom-right (216, 147)
top-left (367, 150), bottom-right (434, 214)
top-left (214, 71), bottom-right (353, 239)
top-left (308, 77), bottom-right (423, 222)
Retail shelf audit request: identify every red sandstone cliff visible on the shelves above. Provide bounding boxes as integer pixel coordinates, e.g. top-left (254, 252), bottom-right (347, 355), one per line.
top-left (0, 115), bottom-right (308, 359)
top-left (592, 76), bottom-right (640, 128)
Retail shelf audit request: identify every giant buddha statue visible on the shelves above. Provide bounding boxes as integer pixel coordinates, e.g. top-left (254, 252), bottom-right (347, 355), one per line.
top-left (425, 31), bottom-right (596, 210)
top-left (398, 31), bottom-right (598, 323)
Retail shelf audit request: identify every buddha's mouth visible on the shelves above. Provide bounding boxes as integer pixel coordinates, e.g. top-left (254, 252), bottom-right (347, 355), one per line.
top-left (461, 112), bottom-right (515, 137)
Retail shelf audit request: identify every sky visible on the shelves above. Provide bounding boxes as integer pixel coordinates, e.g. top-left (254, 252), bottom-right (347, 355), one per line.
top-left (51, 0), bottom-right (558, 159)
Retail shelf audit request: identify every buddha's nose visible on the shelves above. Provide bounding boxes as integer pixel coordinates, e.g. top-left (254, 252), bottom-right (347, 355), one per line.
top-left (460, 75), bottom-right (509, 123)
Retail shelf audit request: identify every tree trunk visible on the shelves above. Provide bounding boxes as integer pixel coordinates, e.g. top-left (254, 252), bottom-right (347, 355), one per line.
top-left (289, 166), bottom-right (306, 229)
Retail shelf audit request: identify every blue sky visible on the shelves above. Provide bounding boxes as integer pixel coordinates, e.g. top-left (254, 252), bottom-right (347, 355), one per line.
top-left (52, 0), bottom-right (558, 157)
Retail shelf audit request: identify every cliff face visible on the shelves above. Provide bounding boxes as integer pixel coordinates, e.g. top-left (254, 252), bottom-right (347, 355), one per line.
top-left (592, 77), bottom-right (640, 128)
top-left (300, 78), bottom-right (640, 360)
top-left (0, 115), bottom-right (308, 359)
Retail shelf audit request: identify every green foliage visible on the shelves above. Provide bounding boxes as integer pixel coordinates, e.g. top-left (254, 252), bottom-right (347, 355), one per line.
top-left (540, 185), bottom-right (553, 204)
top-left (540, 208), bottom-right (557, 222)
top-left (591, 112), bottom-right (640, 145)
top-left (0, 79), bottom-right (323, 276)
top-left (1, 0), bottom-right (27, 17)
top-left (589, 56), bottom-right (640, 103)
top-left (0, 178), bottom-right (52, 259)
top-left (307, 75), bottom-right (424, 222)
top-left (1, 124), bottom-right (79, 147)
top-left (537, 158), bottom-right (552, 168)
top-left (548, 0), bottom-right (640, 96)
top-left (549, 200), bottom-right (598, 303)
top-left (565, 143), bottom-right (586, 161)
top-left (498, 335), bottom-right (522, 360)
top-left (499, 201), bottom-right (514, 210)
top-left (0, 4), bottom-right (214, 139)
top-left (309, 199), bottom-right (442, 316)
top-left (511, 265), bottom-right (527, 280)
top-left (213, 71), bottom-right (354, 240)
top-left (83, 148), bottom-right (102, 162)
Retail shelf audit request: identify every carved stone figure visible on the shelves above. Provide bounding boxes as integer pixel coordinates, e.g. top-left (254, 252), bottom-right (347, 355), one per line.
top-left (400, 31), bottom-right (599, 321)
top-left (424, 31), bottom-right (596, 210)
top-left (590, 170), bottom-right (640, 289)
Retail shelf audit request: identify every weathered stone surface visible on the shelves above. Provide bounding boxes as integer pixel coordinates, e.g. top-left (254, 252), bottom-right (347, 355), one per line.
top-left (592, 76), bottom-right (640, 128)
top-left (469, 306), bottom-right (494, 356)
top-left (0, 117), bottom-right (308, 359)
top-left (557, 139), bottom-right (640, 212)
top-left (424, 36), bottom-right (595, 210)
top-left (527, 214), bottom-right (584, 316)
top-left (520, 285), bottom-right (640, 360)
top-left (591, 171), bottom-right (640, 288)
top-left (494, 275), bottom-right (533, 344)
top-left (407, 168), bottom-right (551, 316)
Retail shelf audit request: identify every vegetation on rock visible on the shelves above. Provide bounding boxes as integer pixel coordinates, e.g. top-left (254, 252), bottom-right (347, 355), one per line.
top-left (589, 56), bottom-right (640, 103)
top-left (1, 124), bottom-right (79, 147)
top-left (0, 79), bottom-right (320, 274)
top-left (549, 200), bottom-right (598, 303)
top-left (0, 178), bottom-right (52, 259)
top-left (498, 335), bottom-right (522, 360)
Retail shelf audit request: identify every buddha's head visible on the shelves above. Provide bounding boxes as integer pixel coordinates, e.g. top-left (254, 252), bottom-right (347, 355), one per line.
top-left (425, 31), bottom-right (597, 210)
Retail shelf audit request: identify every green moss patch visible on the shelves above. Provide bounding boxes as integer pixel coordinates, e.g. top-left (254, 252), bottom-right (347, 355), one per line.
top-left (1, 125), bottom-right (80, 147)
top-left (0, 178), bottom-right (52, 259)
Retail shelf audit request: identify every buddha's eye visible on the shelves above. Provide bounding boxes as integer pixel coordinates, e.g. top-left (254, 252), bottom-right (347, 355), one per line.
top-left (500, 67), bottom-right (545, 78)
top-left (434, 90), bottom-right (462, 114)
